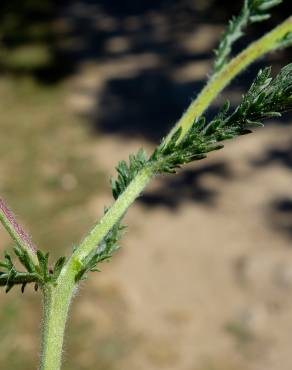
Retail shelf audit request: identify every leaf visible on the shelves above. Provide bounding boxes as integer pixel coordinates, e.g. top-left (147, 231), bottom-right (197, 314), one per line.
top-left (13, 245), bottom-right (36, 273)
top-left (75, 222), bottom-right (123, 282)
top-left (0, 249), bottom-right (40, 292)
top-left (52, 256), bottom-right (66, 281)
top-left (36, 250), bottom-right (53, 283)
top-left (153, 64), bottom-right (292, 174)
top-left (111, 149), bottom-right (148, 200)
top-left (213, 0), bottom-right (282, 73)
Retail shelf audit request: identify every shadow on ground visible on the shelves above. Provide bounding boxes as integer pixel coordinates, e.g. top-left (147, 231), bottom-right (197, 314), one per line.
top-left (3, 0), bottom-right (292, 212)
top-left (269, 198), bottom-right (292, 240)
top-left (60, 0), bottom-right (292, 212)
top-left (59, 0), bottom-right (292, 137)
top-left (252, 141), bottom-right (292, 170)
top-left (140, 161), bottom-right (233, 209)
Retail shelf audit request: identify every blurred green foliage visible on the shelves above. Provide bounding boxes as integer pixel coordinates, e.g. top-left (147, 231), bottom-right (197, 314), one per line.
top-left (0, 0), bottom-right (59, 73)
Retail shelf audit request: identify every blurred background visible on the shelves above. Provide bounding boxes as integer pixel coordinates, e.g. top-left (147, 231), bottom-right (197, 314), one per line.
top-left (0, 1), bottom-right (292, 369)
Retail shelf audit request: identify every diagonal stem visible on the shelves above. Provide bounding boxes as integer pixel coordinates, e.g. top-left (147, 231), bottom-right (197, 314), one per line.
top-left (0, 197), bottom-right (38, 265)
top-left (165, 15), bottom-right (292, 143)
top-left (38, 16), bottom-right (292, 370)
top-left (71, 16), bottom-right (292, 265)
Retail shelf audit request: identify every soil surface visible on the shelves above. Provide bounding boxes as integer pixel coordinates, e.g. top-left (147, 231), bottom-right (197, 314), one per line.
top-left (62, 2), bottom-right (292, 369)
top-left (1, 1), bottom-right (292, 370)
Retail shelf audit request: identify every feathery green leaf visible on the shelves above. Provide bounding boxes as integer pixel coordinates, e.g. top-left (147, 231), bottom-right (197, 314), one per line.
top-left (213, 0), bottom-right (283, 73)
top-left (154, 64), bottom-right (292, 173)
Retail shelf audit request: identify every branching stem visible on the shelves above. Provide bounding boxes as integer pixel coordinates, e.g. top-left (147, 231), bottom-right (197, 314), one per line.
top-left (71, 16), bottom-right (292, 265)
top-left (45, 23), bottom-right (292, 369)
top-left (1, 11), bottom-right (291, 370)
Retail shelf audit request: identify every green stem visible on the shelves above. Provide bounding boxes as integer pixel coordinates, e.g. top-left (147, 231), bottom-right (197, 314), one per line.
top-left (39, 272), bottom-right (76, 370)
top-left (0, 198), bottom-right (38, 265)
top-left (74, 165), bottom-right (154, 261)
top-left (71, 16), bottom-right (292, 264)
top-left (39, 167), bottom-right (154, 370)
top-left (38, 16), bottom-right (292, 370)
top-left (165, 16), bottom-right (292, 142)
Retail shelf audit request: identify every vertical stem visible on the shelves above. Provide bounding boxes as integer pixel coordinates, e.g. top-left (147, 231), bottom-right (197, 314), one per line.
top-left (39, 279), bottom-right (75, 370)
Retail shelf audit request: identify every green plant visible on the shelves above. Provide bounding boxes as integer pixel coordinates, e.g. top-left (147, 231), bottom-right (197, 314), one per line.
top-left (0, 2), bottom-right (292, 370)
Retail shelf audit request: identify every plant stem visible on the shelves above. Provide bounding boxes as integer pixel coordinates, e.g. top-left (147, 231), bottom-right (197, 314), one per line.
top-left (39, 271), bottom-right (76, 370)
top-left (39, 167), bottom-right (154, 369)
top-left (165, 15), bottom-right (292, 143)
top-left (72, 16), bottom-right (292, 263)
top-left (74, 165), bottom-right (154, 261)
top-left (38, 17), bottom-right (292, 370)
top-left (0, 197), bottom-right (38, 265)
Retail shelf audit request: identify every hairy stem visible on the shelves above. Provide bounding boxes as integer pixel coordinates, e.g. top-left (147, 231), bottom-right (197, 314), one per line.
top-left (38, 167), bottom-right (155, 370)
top-left (0, 198), bottom-right (38, 265)
top-left (74, 166), bottom-right (154, 261)
top-left (166, 15), bottom-right (292, 142)
top-left (38, 16), bottom-right (292, 370)
top-left (71, 16), bottom-right (292, 263)
top-left (39, 271), bottom-right (76, 370)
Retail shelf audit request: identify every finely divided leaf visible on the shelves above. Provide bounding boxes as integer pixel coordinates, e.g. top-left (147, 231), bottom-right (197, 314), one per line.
top-left (154, 64), bottom-right (292, 173)
top-left (213, 0), bottom-right (283, 73)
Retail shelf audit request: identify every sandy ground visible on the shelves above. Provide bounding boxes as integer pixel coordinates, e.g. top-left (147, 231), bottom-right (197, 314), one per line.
top-left (60, 3), bottom-right (292, 369)
top-left (65, 68), bottom-right (292, 370)
top-left (1, 1), bottom-right (292, 369)
top-left (69, 123), bottom-right (292, 370)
